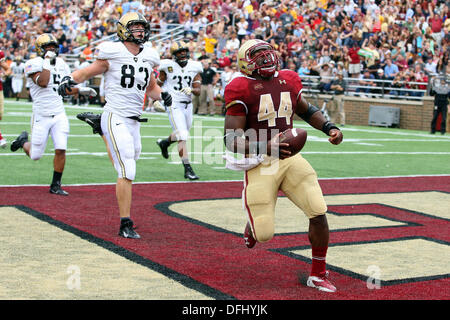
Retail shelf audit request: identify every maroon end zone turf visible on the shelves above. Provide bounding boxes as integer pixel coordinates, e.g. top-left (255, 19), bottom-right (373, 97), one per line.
top-left (0, 176), bottom-right (449, 300)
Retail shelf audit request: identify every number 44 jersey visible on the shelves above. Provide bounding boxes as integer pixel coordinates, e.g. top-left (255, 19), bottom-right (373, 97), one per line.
top-left (158, 59), bottom-right (203, 106)
top-left (224, 70), bottom-right (303, 142)
top-left (96, 41), bottom-right (160, 117)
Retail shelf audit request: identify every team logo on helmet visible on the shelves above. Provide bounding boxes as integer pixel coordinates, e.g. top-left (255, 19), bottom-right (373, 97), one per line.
top-left (237, 39), bottom-right (280, 78)
top-left (117, 12), bottom-right (150, 44)
top-left (35, 34), bottom-right (59, 58)
top-left (170, 41), bottom-right (189, 67)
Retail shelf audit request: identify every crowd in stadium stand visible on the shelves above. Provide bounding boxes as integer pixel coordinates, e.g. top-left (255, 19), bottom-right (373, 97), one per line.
top-left (0, 0), bottom-right (449, 100)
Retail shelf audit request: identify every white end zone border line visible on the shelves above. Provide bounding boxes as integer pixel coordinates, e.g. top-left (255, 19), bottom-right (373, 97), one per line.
top-left (1, 174), bottom-right (449, 188)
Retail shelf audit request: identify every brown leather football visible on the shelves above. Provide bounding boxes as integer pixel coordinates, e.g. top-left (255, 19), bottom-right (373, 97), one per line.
top-left (279, 128), bottom-right (308, 156)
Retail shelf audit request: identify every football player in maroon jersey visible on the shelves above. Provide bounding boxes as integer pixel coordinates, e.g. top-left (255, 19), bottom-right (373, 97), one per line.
top-left (223, 39), bottom-right (343, 293)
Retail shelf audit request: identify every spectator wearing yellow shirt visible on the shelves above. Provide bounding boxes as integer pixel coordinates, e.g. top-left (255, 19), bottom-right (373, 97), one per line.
top-left (204, 31), bottom-right (218, 55)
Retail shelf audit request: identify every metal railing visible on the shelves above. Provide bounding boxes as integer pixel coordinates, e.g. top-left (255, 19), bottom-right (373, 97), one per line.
top-left (67, 19), bottom-right (220, 63)
top-left (300, 75), bottom-right (439, 101)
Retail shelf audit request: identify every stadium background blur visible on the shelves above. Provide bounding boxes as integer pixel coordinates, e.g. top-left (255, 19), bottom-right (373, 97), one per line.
top-left (1, 0), bottom-right (449, 104)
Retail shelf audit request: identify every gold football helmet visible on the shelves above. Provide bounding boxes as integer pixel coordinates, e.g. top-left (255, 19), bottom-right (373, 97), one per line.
top-left (170, 40), bottom-right (189, 67)
top-left (237, 39), bottom-right (280, 78)
top-left (35, 33), bottom-right (59, 58)
top-left (117, 12), bottom-right (150, 44)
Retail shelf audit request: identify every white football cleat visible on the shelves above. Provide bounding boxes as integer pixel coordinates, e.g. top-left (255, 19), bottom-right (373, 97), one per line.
top-left (0, 138), bottom-right (7, 149)
top-left (307, 271), bottom-right (337, 293)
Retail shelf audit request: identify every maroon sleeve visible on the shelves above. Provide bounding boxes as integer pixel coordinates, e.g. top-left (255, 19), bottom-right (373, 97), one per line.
top-left (224, 76), bottom-right (249, 116)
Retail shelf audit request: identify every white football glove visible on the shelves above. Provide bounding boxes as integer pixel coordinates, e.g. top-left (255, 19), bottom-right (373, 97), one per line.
top-left (180, 87), bottom-right (192, 95)
top-left (43, 51), bottom-right (57, 67)
top-left (44, 51), bottom-right (57, 59)
top-left (78, 87), bottom-right (97, 97)
top-left (153, 100), bottom-right (166, 112)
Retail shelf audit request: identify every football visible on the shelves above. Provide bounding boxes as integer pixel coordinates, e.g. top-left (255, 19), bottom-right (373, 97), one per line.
top-left (279, 128), bottom-right (308, 156)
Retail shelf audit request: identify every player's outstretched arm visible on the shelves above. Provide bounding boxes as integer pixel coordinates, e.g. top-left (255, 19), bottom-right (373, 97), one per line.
top-left (58, 59), bottom-right (108, 96)
top-left (296, 96), bottom-right (343, 145)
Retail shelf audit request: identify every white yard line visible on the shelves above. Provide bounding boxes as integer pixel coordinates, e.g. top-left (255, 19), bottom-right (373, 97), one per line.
top-left (0, 174), bottom-right (449, 188)
top-left (1, 151), bottom-right (450, 157)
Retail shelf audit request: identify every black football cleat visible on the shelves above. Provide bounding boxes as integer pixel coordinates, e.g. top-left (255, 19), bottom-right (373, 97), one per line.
top-left (49, 183), bottom-right (69, 196)
top-left (184, 164), bottom-right (199, 180)
top-left (156, 139), bottom-right (169, 159)
top-left (76, 112), bottom-right (103, 135)
top-left (10, 131), bottom-right (28, 152)
top-left (118, 219), bottom-right (140, 239)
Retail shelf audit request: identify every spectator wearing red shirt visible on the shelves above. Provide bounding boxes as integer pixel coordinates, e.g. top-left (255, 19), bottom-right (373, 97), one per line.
top-left (411, 64), bottom-right (428, 97)
top-left (217, 49), bottom-right (231, 68)
top-left (287, 36), bottom-right (303, 58)
top-left (429, 6), bottom-right (443, 45)
top-left (347, 42), bottom-right (361, 78)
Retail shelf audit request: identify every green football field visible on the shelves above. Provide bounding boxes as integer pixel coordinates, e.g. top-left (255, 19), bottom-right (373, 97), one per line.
top-left (1, 98), bottom-right (449, 186)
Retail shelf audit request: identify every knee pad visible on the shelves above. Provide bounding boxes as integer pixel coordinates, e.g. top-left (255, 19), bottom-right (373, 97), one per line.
top-left (252, 215), bottom-right (274, 243)
top-left (174, 129), bottom-right (189, 141)
top-left (134, 144), bottom-right (141, 161)
top-left (30, 150), bottom-right (42, 161)
top-left (30, 135), bottom-right (47, 161)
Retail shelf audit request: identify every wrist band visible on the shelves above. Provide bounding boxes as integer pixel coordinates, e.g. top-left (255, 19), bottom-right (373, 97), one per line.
top-left (322, 121), bottom-right (340, 136)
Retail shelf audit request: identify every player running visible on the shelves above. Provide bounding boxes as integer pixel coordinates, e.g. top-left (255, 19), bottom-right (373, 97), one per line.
top-left (10, 33), bottom-right (95, 196)
top-left (223, 39), bottom-right (343, 292)
top-left (155, 40), bottom-right (203, 180)
top-left (58, 12), bottom-right (172, 239)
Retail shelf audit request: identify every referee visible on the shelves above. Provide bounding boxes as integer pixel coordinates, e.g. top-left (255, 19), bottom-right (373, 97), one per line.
top-left (430, 76), bottom-right (450, 135)
top-left (198, 59), bottom-right (217, 116)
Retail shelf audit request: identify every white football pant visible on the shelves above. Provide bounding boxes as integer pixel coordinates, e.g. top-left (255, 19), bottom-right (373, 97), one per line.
top-left (167, 102), bottom-right (193, 141)
top-left (101, 111), bottom-right (141, 181)
top-left (30, 112), bottom-right (69, 160)
top-left (12, 78), bottom-right (24, 95)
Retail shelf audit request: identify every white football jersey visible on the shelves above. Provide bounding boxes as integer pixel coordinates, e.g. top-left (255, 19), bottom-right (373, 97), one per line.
top-left (24, 57), bottom-right (71, 116)
top-left (159, 59), bottom-right (203, 103)
top-left (97, 41), bottom-right (160, 117)
top-left (10, 61), bottom-right (25, 80)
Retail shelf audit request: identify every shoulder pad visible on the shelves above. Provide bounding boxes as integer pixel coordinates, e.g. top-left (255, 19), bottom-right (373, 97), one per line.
top-left (24, 57), bottom-right (43, 75)
top-left (143, 47), bottom-right (160, 68)
top-left (95, 41), bottom-right (121, 60)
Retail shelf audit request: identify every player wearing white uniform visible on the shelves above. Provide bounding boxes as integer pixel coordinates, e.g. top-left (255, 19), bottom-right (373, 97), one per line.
top-left (10, 56), bottom-right (25, 101)
top-left (156, 41), bottom-right (203, 180)
top-left (10, 34), bottom-right (75, 196)
top-left (58, 12), bottom-right (172, 239)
